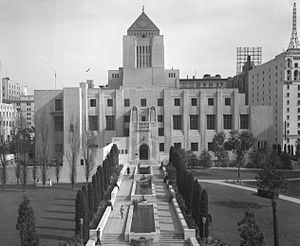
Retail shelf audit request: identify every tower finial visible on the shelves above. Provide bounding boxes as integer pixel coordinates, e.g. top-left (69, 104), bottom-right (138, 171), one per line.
top-left (142, 5), bottom-right (144, 12)
top-left (288, 2), bottom-right (300, 49)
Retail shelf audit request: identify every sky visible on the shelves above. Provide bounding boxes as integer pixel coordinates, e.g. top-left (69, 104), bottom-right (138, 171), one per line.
top-left (0, 0), bottom-right (296, 93)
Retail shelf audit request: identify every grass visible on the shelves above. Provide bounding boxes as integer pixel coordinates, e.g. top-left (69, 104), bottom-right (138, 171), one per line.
top-left (0, 183), bottom-right (82, 246)
top-left (200, 182), bottom-right (300, 246)
top-left (193, 168), bottom-right (300, 180)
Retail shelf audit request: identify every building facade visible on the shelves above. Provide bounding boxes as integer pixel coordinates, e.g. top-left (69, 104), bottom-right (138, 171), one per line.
top-left (2, 77), bottom-right (28, 101)
top-left (35, 11), bottom-right (273, 182)
top-left (230, 3), bottom-right (300, 150)
top-left (6, 95), bottom-right (35, 128)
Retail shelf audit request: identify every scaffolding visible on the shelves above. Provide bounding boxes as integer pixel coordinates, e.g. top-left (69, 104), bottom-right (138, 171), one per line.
top-left (236, 47), bottom-right (262, 74)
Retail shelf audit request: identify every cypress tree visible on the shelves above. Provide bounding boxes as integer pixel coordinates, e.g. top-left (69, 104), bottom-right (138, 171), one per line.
top-left (92, 175), bottom-right (98, 212)
top-left (199, 189), bottom-right (209, 239)
top-left (16, 196), bottom-right (39, 246)
top-left (87, 183), bottom-right (95, 221)
top-left (99, 165), bottom-right (105, 201)
top-left (186, 172), bottom-right (195, 211)
top-left (192, 180), bottom-right (201, 219)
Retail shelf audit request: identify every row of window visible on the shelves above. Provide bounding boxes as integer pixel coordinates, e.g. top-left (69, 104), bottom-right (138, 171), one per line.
top-left (89, 97), bottom-right (232, 108)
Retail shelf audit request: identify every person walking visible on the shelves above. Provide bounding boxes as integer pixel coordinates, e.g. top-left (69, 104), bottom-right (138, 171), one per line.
top-left (127, 167), bottom-right (130, 175)
top-left (96, 228), bottom-right (101, 245)
top-left (107, 200), bottom-right (113, 211)
top-left (120, 205), bottom-right (125, 219)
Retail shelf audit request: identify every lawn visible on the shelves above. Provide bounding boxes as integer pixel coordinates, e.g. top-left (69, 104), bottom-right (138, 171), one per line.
top-left (192, 168), bottom-right (300, 180)
top-left (0, 184), bottom-right (82, 246)
top-left (200, 182), bottom-right (300, 246)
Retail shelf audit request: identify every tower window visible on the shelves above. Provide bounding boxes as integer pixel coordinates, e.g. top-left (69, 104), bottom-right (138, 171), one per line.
top-left (208, 98), bottom-right (214, 106)
top-left (141, 98), bottom-right (147, 107)
top-left (174, 98), bottom-right (180, 106)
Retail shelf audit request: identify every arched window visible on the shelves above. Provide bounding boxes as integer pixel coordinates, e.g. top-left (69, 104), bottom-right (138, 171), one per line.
top-left (131, 106), bottom-right (138, 123)
top-left (294, 70), bottom-right (298, 81)
top-left (150, 106), bottom-right (156, 122)
top-left (287, 58), bottom-right (292, 68)
top-left (287, 70), bottom-right (292, 81)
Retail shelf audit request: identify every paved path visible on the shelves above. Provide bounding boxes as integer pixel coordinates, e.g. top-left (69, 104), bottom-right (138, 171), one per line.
top-left (198, 179), bottom-right (300, 205)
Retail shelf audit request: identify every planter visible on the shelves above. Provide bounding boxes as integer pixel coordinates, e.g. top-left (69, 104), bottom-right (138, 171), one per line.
top-left (130, 237), bottom-right (154, 246)
top-left (257, 189), bottom-right (279, 199)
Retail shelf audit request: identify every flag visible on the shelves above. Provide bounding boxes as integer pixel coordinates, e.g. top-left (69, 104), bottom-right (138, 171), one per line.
top-left (85, 68), bottom-right (90, 72)
top-left (55, 71), bottom-right (56, 78)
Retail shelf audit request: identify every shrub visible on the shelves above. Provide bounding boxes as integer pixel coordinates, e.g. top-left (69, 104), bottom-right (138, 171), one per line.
top-left (199, 150), bottom-right (212, 168)
top-left (16, 196), bottom-right (39, 246)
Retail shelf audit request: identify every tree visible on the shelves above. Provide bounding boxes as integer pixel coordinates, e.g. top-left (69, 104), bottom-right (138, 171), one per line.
top-left (41, 161), bottom-right (48, 187)
top-left (15, 161), bottom-right (21, 185)
top-left (199, 149), bottom-right (212, 168)
top-left (55, 160), bottom-right (61, 184)
top-left (186, 172), bottom-right (195, 212)
top-left (247, 149), bottom-right (267, 168)
top-left (198, 189), bottom-right (209, 240)
top-left (0, 135), bottom-right (9, 189)
top-left (211, 131), bottom-right (227, 170)
top-left (92, 175), bottom-right (98, 212)
top-left (32, 160), bottom-right (38, 185)
top-left (256, 162), bottom-right (287, 246)
top-left (66, 116), bottom-right (80, 189)
top-left (35, 112), bottom-right (49, 166)
top-left (237, 209), bottom-right (265, 246)
top-left (227, 130), bottom-right (255, 181)
top-left (82, 129), bottom-right (97, 183)
top-left (87, 183), bottom-right (95, 221)
top-left (16, 196), bottom-right (40, 246)
top-left (74, 190), bottom-right (88, 242)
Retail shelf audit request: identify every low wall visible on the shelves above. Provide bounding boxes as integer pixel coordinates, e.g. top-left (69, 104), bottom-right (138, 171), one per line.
top-left (130, 180), bottom-right (156, 202)
top-left (133, 165), bottom-right (153, 181)
top-left (168, 185), bottom-right (196, 241)
top-left (86, 166), bottom-right (126, 246)
top-left (125, 203), bottom-right (160, 243)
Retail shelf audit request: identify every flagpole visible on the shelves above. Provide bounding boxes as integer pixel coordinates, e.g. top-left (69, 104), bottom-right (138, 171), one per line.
top-left (54, 71), bottom-right (57, 89)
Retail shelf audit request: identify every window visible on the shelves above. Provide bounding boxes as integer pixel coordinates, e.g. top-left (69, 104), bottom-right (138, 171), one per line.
top-left (223, 114), bottom-right (232, 130)
top-left (89, 116), bottom-right (99, 130)
top-left (208, 98), bottom-right (214, 106)
top-left (191, 142), bottom-right (198, 151)
top-left (124, 115), bottom-right (130, 123)
top-left (298, 123), bottom-right (300, 128)
top-left (81, 159), bottom-right (84, 166)
top-left (173, 115), bottom-right (182, 130)
top-left (174, 143), bottom-right (181, 149)
top-left (141, 116), bottom-right (146, 121)
top-left (208, 142), bottom-right (214, 151)
top-left (174, 98), bottom-right (180, 106)
top-left (190, 115), bottom-right (199, 130)
top-left (141, 98), bottom-right (147, 107)
top-left (158, 128), bottom-right (164, 136)
top-left (27, 103), bottom-right (31, 106)
top-left (298, 115), bottom-right (300, 120)
top-left (54, 116), bottom-right (63, 131)
top-left (157, 98), bottom-right (163, 106)
top-left (106, 116), bottom-right (115, 130)
top-left (287, 100), bottom-right (290, 105)
top-left (207, 115), bottom-right (215, 130)
top-left (287, 115), bottom-right (290, 120)
top-left (55, 99), bottom-right (63, 111)
top-left (191, 98), bottom-right (197, 106)
top-left (298, 108), bottom-right (300, 113)
top-left (287, 108), bottom-right (290, 112)
top-left (90, 99), bottom-right (96, 107)
top-left (158, 115), bottom-right (164, 122)
top-left (240, 115), bottom-right (249, 129)
top-left (225, 98), bottom-right (231, 106)
top-left (287, 92), bottom-right (290, 97)
top-left (107, 99), bottom-right (113, 107)
top-left (55, 144), bottom-right (63, 154)
top-left (124, 127), bottom-right (129, 136)
top-left (124, 99), bottom-right (130, 107)
top-left (159, 143), bottom-right (164, 152)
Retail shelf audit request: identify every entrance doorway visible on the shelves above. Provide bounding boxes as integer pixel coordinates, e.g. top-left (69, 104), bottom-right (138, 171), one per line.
top-left (139, 144), bottom-right (149, 160)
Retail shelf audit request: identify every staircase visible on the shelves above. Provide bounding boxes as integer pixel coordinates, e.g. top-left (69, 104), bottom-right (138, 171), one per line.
top-left (101, 233), bottom-right (128, 245)
top-left (153, 232), bottom-right (189, 245)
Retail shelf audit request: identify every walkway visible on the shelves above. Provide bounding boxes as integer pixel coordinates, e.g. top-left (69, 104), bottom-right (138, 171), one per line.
top-left (198, 179), bottom-right (300, 205)
top-left (101, 163), bottom-right (188, 245)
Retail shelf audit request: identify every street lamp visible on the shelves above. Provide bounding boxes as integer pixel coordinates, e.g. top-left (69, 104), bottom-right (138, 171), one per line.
top-left (202, 216), bottom-right (207, 244)
top-left (80, 217), bottom-right (84, 245)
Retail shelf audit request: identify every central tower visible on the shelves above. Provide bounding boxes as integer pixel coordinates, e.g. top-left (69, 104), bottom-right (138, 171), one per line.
top-left (122, 10), bottom-right (166, 87)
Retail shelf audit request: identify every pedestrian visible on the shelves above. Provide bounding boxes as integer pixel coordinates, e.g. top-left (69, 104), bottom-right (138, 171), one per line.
top-left (208, 213), bottom-right (212, 224)
top-left (96, 228), bottom-right (101, 245)
top-left (107, 200), bottom-right (113, 211)
top-left (168, 193), bottom-right (174, 203)
top-left (163, 173), bottom-right (168, 183)
top-left (127, 167), bottom-right (130, 175)
top-left (114, 180), bottom-right (120, 190)
top-left (120, 205), bottom-right (124, 219)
